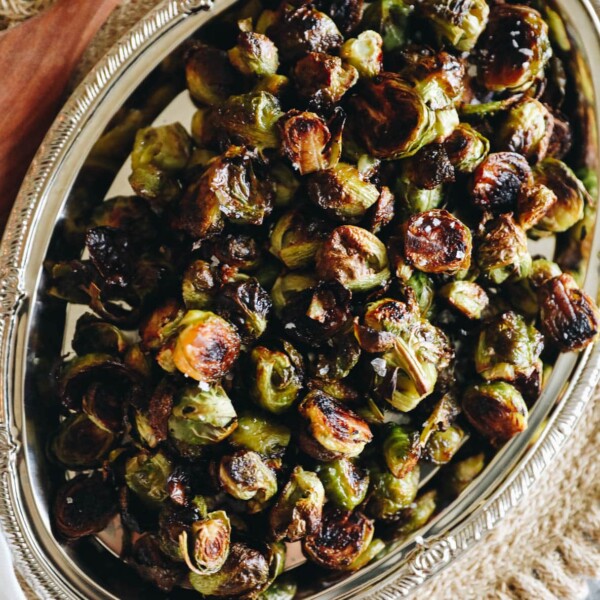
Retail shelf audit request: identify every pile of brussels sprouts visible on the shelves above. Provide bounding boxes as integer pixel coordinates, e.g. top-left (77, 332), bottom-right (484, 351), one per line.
top-left (47, 0), bottom-right (600, 597)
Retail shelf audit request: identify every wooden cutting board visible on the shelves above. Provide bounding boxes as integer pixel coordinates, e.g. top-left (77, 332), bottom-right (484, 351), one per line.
top-left (0, 0), bottom-right (120, 231)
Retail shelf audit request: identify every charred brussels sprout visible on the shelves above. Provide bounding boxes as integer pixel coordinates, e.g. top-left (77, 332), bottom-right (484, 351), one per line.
top-left (471, 152), bottom-right (532, 215)
top-left (186, 43), bottom-right (239, 106)
top-left (129, 123), bottom-right (191, 205)
top-left (72, 316), bottom-right (127, 356)
top-left (269, 209), bottom-right (329, 269)
top-left (53, 474), bottom-right (116, 540)
top-left (311, 326), bottom-right (361, 381)
top-left (267, 5), bottom-right (343, 63)
top-left (517, 183), bottom-right (558, 232)
top-left (269, 466), bottom-right (325, 541)
top-left (317, 459), bottom-right (369, 511)
top-left (402, 210), bottom-right (472, 275)
top-left (130, 533), bottom-right (184, 593)
top-left (361, 0), bottom-right (412, 53)
top-left (303, 508), bottom-right (375, 570)
top-left (351, 73), bottom-right (448, 160)
top-left (189, 543), bottom-right (270, 597)
top-left (278, 110), bottom-right (344, 176)
top-left (478, 4), bottom-right (552, 93)
top-left (444, 123), bottom-right (490, 174)
top-left (250, 345), bottom-right (303, 414)
top-left (497, 98), bottom-right (554, 163)
top-left (476, 312), bottom-right (543, 383)
top-left (298, 390), bottom-right (373, 460)
top-left (316, 225), bottom-right (390, 292)
top-left (125, 452), bottom-right (173, 507)
top-left (273, 278), bottom-right (352, 345)
top-left (367, 466), bottom-right (420, 520)
top-left (230, 413), bottom-right (291, 456)
top-left (293, 52), bottom-right (358, 108)
top-left (341, 31), bottom-right (383, 78)
top-left (439, 281), bottom-right (489, 320)
top-left (476, 214), bottom-right (532, 284)
top-left (530, 158), bottom-right (588, 235)
top-left (50, 413), bottom-right (115, 469)
top-left (215, 279), bottom-right (272, 343)
top-left (217, 92), bottom-right (282, 150)
top-left (539, 273), bottom-right (600, 352)
top-left (140, 299), bottom-right (185, 351)
top-left (169, 310), bottom-right (241, 383)
top-left (175, 146), bottom-right (274, 239)
top-left (179, 510), bottom-right (231, 575)
top-left (382, 424), bottom-right (420, 479)
top-left (219, 451), bottom-right (277, 511)
top-left (418, 0), bottom-right (489, 52)
top-left (308, 163), bottom-right (382, 223)
top-left (168, 384), bottom-right (237, 448)
top-left (463, 381), bottom-right (528, 446)
top-left (228, 32), bottom-right (279, 77)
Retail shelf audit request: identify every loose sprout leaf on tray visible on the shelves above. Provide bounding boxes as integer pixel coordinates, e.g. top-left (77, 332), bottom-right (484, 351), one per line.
top-left (46, 0), bottom-right (600, 597)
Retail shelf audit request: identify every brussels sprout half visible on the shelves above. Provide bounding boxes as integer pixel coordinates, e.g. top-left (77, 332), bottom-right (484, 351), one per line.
top-left (316, 458), bottom-right (370, 510)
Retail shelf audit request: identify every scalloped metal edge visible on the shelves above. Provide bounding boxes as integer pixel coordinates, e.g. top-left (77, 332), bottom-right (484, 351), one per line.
top-left (0, 1), bottom-right (599, 599)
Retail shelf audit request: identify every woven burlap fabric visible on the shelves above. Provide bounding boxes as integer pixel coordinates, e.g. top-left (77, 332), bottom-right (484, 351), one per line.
top-left (5, 1), bottom-right (600, 598)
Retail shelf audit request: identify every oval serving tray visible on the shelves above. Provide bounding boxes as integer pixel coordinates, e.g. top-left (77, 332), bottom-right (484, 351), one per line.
top-left (1, 1), bottom-right (600, 598)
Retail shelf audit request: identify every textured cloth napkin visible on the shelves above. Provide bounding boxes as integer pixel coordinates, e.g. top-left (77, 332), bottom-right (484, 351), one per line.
top-left (1, 1), bottom-right (600, 598)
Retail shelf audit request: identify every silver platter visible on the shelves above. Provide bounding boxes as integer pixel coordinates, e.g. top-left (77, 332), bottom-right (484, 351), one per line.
top-left (1, 0), bottom-right (600, 598)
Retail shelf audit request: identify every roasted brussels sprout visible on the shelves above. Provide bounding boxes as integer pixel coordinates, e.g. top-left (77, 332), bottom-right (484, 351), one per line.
top-left (125, 451), bottom-right (173, 507)
top-left (269, 466), bottom-right (325, 541)
top-left (267, 5), bottom-right (343, 63)
top-left (360, 0), bottom-right (412, 53)
top-left (425, 425), bottom-right (465, 465)
top-left (53, 474), bottom-right (116, 540)
top-left (293, 52), bottom-right (358, 108)
top-left (278, 109), bottom-right (344, 176)
top-left (269, 209), bottom-right (329, 269)
top-left (418, 0), bottom-right (489, 52)
top-left (50, 413), bottom-right (115, 469)
top-left (341, 30), bottom-right (383, 78)
top-left (316, 458), bottom-right (369, 510)
top-left (169, 310), bottom-right (241, 383)
top-left (476, 312), bottom-right (543, 383)
top-left (140, 299), bottom-right (185, 351)
top-left (382, 424), bottom-right (420, 479)
top-left (308, 162), bottom-right (382, 223)
top-left (401, 210), bottom-right (471, 274)
top-left (130, 533), bottom-right (185, 592)
top-left (217, 92), bottom-right (282, 150)
top-left (273, 278), bottom-right (352, 345)
top-left (530, 158), bottom-right (588, 235)
top-left (189, 543), bottom-right (270, 597)
top-left (395, 489), bottom-right (437, 536)
top-left (215, 279), bottom-right (272, 343)
top-left (298, 390), bottom-right (373, 460)
top-left (219, 451), bottom-right (277, 511)
top-left (367, 465), bottom-right (420, 520)
top-left (168, 384), bottom-right (238, 448)
top-left (228, 31), bottom-right (279, 77)
top-left (497, 98), bottom-right (554, 163)
top-left (517, 183), bottom-right (558, 232)
top-left (476, 214), bottom-right (532, 285)
top-left (538, 273), bottom-right (600, 352)
top-left (178, 510), bottom-right (231, 575)
top-left (446, 453), bottom-right (485, 496)
top-left (351, 73), bottom-right (453, 160)
top-left (181, 260), bottom-right (217, 310)
top-left (72, 315), bottom-right (128, 356)
top-left (444, 123), bottom-right (489, 173)
top-left (360, 297), bottom-right (453, 411)
top-left (478, 4), bottom-right (552, 93)
top-left (316, 225), bottom-right (390, 292)
top-left (303, 508), bottom-right (375, 570)
top-left (250, 344), bottom-right (303, 414)
top-left (129, 123), bottom-right (191, 205)
top-left (311, 325), bottom-right (361, 381)
top-left (230, 413), bottom-right (291, 456)
top-left (439, 281), bottom-right (489, 320)
top-left (463, 381), bottom-right (528, 445)
top-left (471, 152), bottom-right (532, 215)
